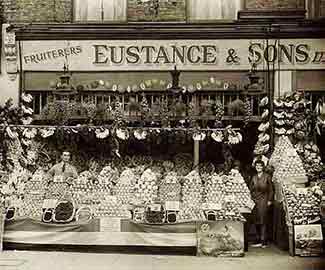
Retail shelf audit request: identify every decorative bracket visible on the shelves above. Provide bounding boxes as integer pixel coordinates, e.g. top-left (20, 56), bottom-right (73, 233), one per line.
top-left (4, 29), bottom-right (18, 81)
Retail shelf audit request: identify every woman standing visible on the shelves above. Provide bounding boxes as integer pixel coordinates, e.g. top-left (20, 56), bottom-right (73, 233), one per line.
top-left (250, 160), bottom-right (274, 248)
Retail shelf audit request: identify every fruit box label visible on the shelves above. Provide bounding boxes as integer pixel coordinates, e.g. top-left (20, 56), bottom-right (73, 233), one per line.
top-left (149, 204), bottom-right (161, 212)
top-left (165, 201), bottom-right (180, 211)
top-left (100, 217), bottom-right (121, 232)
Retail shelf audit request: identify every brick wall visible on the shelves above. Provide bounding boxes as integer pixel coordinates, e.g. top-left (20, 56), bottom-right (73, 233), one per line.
top-left (2, 0), bottom-right (72, 23)
top-left (246, 0), bottom-right (305, 9)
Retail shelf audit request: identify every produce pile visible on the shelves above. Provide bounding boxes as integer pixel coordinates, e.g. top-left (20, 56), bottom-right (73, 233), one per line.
top-left (295, 142), bottom-right (324, 182)
top-left (93, 197), bottom-right (131, 218)
top-left (179, 171), bottom-right (204, 220)
top-left (159, 171), bottom-right (182, 202)
top-left (269, 136), bottom-right (293, 168)
top-left (224, 169), bottom-right (254, 211)
top-left (112, 168), bottom-right (136, 204)
top-left (134, 169), bottom-right (158, 204)
top-left (70, 182), bottom-right (111, 205)
top-left (205, 173), bottom-right (226, 203)
top-left (204, 170), bottom-right (253, 213)
top-left (19, 180), bottom-right (46, 218)
top-left (272, 138), bottom-right (307, 186)
top-left (283, 184), bottom-right (323, 225)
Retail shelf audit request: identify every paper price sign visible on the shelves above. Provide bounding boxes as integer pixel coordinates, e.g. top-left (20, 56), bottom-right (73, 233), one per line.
top-left (207, 203), bottom-right (222, 210)
top-left (149, 204), bottom-right (161, 212)
top-left (225, 195), bottom-right (235, 202)
top-left (43, 199), bottom-right (58, 209)
top-left (54, 175), bottom-right (64, 183)
top-left (165, 201), bottom-right (180, 211)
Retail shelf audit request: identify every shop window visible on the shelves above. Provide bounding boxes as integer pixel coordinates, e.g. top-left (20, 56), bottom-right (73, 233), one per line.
top-left (306, 0), bottom-right (325, 18)
top-left (187, 0), bottom-right (243, 21)
top-left (245, 0), bottom-right (305, 9)
top-left (74, 0), bottom-right (127, 22)
top-left (128, 0), bottom-right (186, 22)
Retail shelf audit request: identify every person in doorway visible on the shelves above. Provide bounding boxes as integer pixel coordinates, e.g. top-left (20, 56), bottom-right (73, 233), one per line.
top-left (250, 159), bottom-right (274, 248)
top-left (48, 150), bottom-right (78, 184)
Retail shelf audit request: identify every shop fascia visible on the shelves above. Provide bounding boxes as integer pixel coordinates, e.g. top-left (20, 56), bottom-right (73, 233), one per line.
top-left (21, 39), bottom-right (325, 71)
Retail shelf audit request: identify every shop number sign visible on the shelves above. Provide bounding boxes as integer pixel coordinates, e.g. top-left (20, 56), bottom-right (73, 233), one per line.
top-left (21, 39), bottom-right (325, 71)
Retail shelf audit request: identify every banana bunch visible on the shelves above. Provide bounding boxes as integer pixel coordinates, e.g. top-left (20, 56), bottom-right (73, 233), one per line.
top-left (21, 93), bottom-right (33, 103)
top-left (6, 126), bottom-right (19, 139)
top-left (116, 128), bottom-right (129, 140)
top-left (21, 105), bottom-right (34, 115)
top-left (244, 96), bottom-right (252, 126)
top-left (23, 128), bottom-right (37, 139)
top-left (95, 128), bottom-right (109, 139)
top-left (214, 99), bottom-right (224, 121)
top-left (39, 128), bottom-right (55, 138)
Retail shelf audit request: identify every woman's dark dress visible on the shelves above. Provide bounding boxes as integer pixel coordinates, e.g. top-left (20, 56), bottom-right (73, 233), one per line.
top-left (250, 173), bottom-right (274, 225)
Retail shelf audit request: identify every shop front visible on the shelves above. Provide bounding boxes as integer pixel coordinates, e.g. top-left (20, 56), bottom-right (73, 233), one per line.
top-left (0, 24), bottom-right (324, 256)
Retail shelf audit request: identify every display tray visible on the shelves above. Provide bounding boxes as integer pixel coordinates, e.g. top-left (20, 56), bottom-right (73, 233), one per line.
top-left (3, 218), bottom-right (197, 247)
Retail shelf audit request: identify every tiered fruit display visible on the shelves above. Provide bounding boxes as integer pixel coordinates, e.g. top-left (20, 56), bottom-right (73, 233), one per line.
top-left (70, 182), bottom-right (111, 206)
top-left (45, 182), bottom-right (70, 200)
top-left (204, 173), bottom-right (226, 204)
top-left (19, 180), bottom-right (46, 217)
top-left (98, 165), bottom-right (119, 186)
top-left (295, 142), bottom-right (324, 182)
top-left (93, 197), bottom-right (131, 218)
top-left (182, 170), bottom-right (203, 208)
top-left (224, 169), bottom-right (254, 211)
top-left (135, 169), bottom-right (158, 204)
top-left (269, 135), bottom-right (293, 168)
top-left (112, 168), bottom-right (136, 204)
top-left (178, 206), bottom-right (205, 221)
top-left (283, 184), bottom-right (322, 225)
top-left (273, 143), bottom-right (307, 185)
top-left (159, 171), bottom-right (181, 202)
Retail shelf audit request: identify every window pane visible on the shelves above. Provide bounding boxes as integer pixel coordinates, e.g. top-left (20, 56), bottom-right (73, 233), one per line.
top-left (74, 0), bottom-right (127, 21)
top-left (188, 0), bottom-right (242, 20)
top-left (103, 0), bottom-right (126, 21)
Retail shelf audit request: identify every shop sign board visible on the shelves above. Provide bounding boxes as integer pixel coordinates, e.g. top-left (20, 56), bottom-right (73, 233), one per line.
top-left (294, 224), bottom-right (323, 256)
top-left (21, 39), bottom-right (325, 71)
top-left (197, 220), bottom-right (244, 257)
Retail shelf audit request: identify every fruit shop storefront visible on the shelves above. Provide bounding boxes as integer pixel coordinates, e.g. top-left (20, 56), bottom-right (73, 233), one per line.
top-left (1, 25), bottom-right (325, 256)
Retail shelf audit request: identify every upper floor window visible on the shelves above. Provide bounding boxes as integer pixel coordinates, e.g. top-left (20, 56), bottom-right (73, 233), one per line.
top-left (73, 0), bottom-right (244, 22)
top-left (74, 0), bottom-right (127, 22)
top-left (188, 0), bottom-right (243, 21)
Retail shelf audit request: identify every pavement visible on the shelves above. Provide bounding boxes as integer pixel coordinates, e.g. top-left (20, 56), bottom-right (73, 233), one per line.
top-left (0, 245), bottom-right (324, 270)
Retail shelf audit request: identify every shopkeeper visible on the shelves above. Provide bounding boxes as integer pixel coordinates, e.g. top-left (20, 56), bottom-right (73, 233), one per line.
top-left (250, 160), bottom-right (274, 248)
top-left (48, 151), bottom-right (78, 184)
